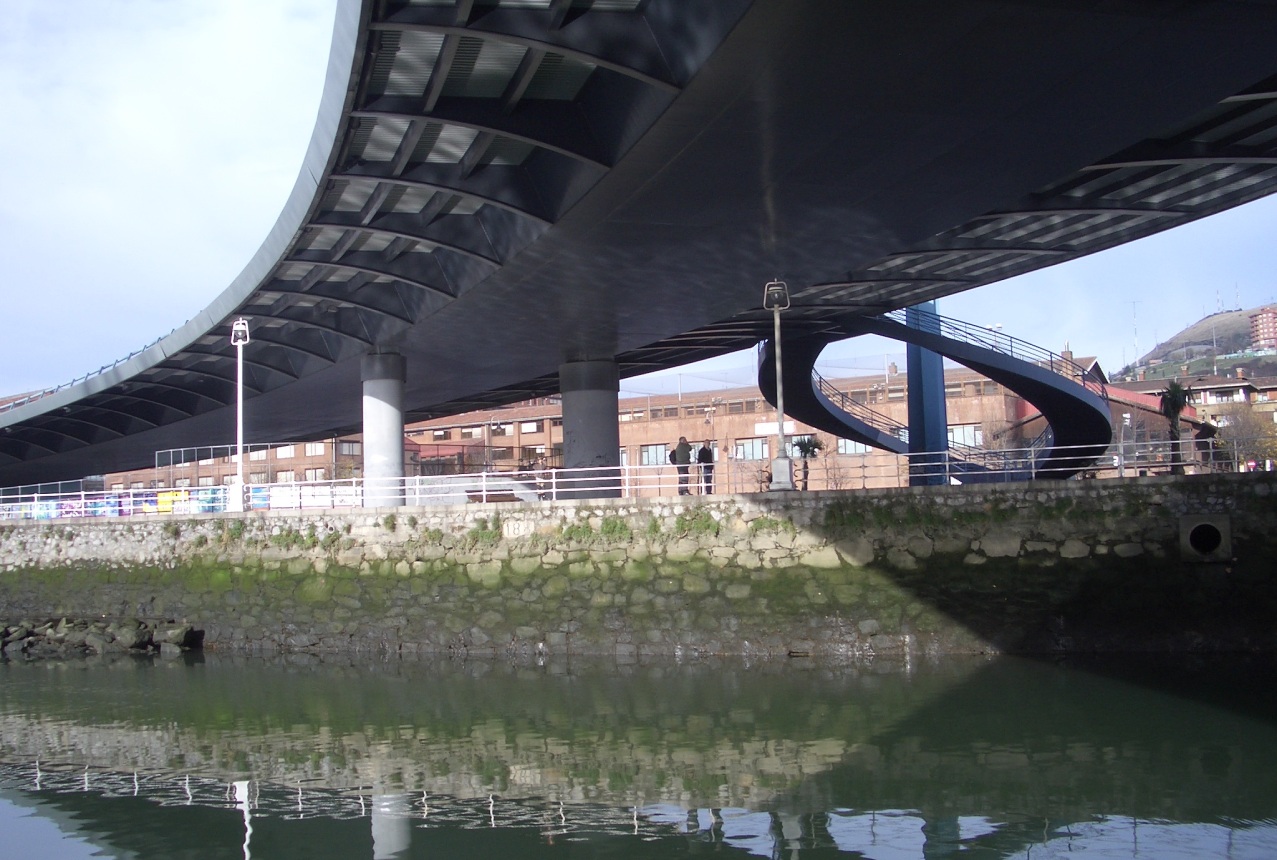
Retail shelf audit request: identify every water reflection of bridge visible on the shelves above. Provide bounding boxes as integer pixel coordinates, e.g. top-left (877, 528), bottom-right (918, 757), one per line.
top-left (2, 654), bottom-right (1276, 858)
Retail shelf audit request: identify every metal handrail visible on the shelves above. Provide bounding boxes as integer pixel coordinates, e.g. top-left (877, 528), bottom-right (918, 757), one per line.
top-left (812, 370), bottom-right (908, 439)
top-left (0, 323), bottom-right (187, 415)
top-left (879, 307), bottom-right (1109, 403)
top-left (1, 438), bottom-right (1256, 522)
top-left (812, 367), bottom-right (1039, 473)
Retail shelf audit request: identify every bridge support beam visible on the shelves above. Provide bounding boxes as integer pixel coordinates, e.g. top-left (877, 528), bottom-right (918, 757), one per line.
top-left (906, 302), bottom-right (949, 486)
top-left (362, 352), bottom-right (406, 507)
top-left (559, 359), bottom-right (621, 499)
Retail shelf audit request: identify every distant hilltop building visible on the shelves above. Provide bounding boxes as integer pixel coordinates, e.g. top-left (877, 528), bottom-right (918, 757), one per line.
top-left (1251, 306), bottom-right (1277, 351)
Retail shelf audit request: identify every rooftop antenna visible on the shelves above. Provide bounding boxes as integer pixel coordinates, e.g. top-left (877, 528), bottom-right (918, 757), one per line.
top-left (1212, 318), bottom-right (1218, 376)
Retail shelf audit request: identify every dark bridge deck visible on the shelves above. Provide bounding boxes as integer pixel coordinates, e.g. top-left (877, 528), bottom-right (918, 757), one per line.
top-left (6, 0), bottom-right (1277, 484)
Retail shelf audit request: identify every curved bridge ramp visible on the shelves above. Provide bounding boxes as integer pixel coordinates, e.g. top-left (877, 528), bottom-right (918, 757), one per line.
top-left (759, 311), bottom-right (1112, 480)
top-left (757, 335), bottom-right (910, 456)
top-left (758, 336), bottom-right (1023, 484)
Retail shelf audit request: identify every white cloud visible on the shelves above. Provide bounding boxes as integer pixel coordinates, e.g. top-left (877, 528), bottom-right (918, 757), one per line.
top-left (0, 0), bottom-right (338, 394)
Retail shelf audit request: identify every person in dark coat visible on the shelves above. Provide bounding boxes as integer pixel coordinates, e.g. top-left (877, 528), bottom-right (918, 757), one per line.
top-left (696, 441), bottom-right (714, 494)
top-left (672, 436), bottom-right (692, 494)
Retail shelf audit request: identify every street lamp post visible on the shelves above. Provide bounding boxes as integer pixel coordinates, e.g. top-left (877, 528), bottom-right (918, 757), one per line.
top-left (763, 280), bottom-right (794, 491)
top-left (231, 318), bottom-right (250, 511)
top-left (1119, 412), bottom-right (1131, 478)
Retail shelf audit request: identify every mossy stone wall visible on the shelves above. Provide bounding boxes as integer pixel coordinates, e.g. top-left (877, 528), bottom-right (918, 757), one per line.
top-left (2, 473), bottom-right (1275, 658)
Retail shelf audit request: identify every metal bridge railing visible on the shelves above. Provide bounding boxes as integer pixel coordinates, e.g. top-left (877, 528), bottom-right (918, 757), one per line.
top-left (879, 307), bottom-right (1109, 402)
top-left (0, 324), bottom-right (189, 415)
top-left (810, 367), bottom-right (1055, 475)
top-left (811, 370), bottom-right (908, 440)
top-left (0, 438), bottom-right (1258, 522)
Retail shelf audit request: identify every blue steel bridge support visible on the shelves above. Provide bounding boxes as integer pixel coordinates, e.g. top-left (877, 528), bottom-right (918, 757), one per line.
top-left (906, 302), bottom-right (949, 487)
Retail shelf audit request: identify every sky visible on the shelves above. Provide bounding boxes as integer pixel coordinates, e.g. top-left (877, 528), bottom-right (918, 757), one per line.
top-left (2, 1), bottom-right (1276, 402)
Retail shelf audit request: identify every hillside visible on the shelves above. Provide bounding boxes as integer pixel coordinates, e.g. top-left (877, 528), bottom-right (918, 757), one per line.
top-left (1140, 307), bottom-right (1256, 365)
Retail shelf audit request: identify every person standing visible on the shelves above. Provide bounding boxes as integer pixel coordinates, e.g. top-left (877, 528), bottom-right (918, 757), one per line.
top-left (696, 441), bottom-right (714, 494)
top-left (673, 436), bottom-right (692, 494)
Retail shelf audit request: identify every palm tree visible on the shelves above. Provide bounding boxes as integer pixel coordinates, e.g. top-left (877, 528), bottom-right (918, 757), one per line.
top-left (1159, 381), bottom-right (1193, 475)
top-left (793, 436), bottom-right (824, 490)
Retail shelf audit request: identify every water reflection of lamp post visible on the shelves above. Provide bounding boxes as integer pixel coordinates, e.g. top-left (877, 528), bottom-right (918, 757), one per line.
top-left (231, 319), bottom-right (250, 511)
top-left (763, 280), bottom-right (794, 491)
top-left (233, 780), bottom-right (253, 860)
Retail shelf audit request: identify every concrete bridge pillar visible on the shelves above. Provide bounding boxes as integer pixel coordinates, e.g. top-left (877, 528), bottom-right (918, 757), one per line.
top-left (362, 352), bottom-right (406, 507)
top-left (372, 794), bottom-right (412, 859)
top-left (906, 302), bottom-right (949, 486)
top-left (559, 359), bottom-right (621, 498)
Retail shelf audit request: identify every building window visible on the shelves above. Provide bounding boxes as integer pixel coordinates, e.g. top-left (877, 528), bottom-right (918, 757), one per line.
top-left (174, 478), bottom-right (191, 488)
top-left (198, 477), bottom-right (215, 487)
top-left (734, 437), bottom-right (769, 460)
top-left (305, 442), bottom-right (325, 456)
top-left (276, 470), bottom-right (295, 483)
top-left (304, 468), bottom-right (325, 481)
top-left (277, 445), bottom-right (295, 459)
top-left (110, 483), bottom-right (124, 491)
top-left (460, 426), bottom-right (482, 439)
top-left (520, 420), bottom-right (544, 434)
top-left (640, 444), bottom-right (669, 466)
top-left (785, 434), bottom-right (815, 458)
top-left (551, 418), bottom-right (564, 428)
top-left (198, 457), bottom-right (214, 466)
top-left (491, 423), bottom-right (514, 437)
top-left (837, 438), bottom-right (871, 455)
top-left (948, 424), bottom-right (983, 447)
top-left (492, 447), bottom-right (514, 460)
top-left (432, 429), bottom-right (451, 441)
top-left (249, 472), bottom-right (268, 484)
top-left (130, 482), bottom-right (144, 489)
top-left (338, 441), bottom-right (362, 456)
top-left (249, 449), bottom-right (268, 462)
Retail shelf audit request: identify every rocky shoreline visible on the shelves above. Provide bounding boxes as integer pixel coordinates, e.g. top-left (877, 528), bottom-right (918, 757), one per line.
top-left (1, 617), bottom-right (202, 660)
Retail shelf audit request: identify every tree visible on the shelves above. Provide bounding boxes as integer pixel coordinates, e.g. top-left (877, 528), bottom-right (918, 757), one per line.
top-left (1158, 381), bottom-right (1193, 474)
top-left (793, 436), bottom-right (824, 490)
top-left (1214, 403), bottom-right (1277, 468)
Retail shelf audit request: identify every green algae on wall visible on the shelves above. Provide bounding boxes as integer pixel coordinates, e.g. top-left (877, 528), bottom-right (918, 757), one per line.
top-left (1, 473), bottom-right (1275, 657)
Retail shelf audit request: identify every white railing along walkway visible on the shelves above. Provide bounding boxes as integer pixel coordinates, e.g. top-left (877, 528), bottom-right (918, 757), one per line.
top-left (0, 437), bottom-right (1259, 521)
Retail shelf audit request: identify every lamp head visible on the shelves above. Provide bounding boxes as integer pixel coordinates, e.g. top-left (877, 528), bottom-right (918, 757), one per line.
top-left (230, 318), bottom-right (251, 346)
top-left (762, 279), bottom-right (790, 311)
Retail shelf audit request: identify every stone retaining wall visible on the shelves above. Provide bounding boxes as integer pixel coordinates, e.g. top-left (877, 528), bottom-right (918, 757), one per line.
top-left (1, 473), bottom-right (1274, 658)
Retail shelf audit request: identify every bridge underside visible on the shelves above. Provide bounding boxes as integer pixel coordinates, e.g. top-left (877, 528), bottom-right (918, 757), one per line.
top-left (6, 0), bottom-right (1277, 484)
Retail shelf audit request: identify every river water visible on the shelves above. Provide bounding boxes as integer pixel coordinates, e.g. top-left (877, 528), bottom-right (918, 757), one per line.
top-left (2, 651), bottom-right (1276, 859)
